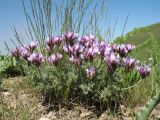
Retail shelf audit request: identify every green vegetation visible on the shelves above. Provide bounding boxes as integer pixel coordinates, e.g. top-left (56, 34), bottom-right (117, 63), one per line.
top-left (0, 55), bottom-right (24, 78)
top-left (114, 23), bottom-right (160, 119)
top-left (114, 23), bottom-right (160, 62)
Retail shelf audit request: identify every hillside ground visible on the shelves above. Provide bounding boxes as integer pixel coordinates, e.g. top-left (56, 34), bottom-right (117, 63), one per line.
top-left (0, 77), bottom-right (160, 120)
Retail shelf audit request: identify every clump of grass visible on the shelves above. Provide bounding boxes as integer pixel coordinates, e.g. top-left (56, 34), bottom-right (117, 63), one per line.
top-left (15, 0), bottom-right (113, 49)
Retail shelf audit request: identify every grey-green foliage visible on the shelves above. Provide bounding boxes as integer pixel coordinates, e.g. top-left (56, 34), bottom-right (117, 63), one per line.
top-left (27, 57), bottom-right (79, 103)
top-left (135, 91), bottom-right (160, 120)
top-left (26, 54), bottom-right (142, 105)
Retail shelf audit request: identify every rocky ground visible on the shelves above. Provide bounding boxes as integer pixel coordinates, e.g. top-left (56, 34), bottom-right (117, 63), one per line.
top-left (0, 77), bottom-right (160, 120)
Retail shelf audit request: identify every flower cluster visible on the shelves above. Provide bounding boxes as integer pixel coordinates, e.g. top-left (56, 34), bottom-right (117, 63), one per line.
top-left (11, 41), bottom-right (38, 59)
top-left (11, 32), bottom-right (151, 78)
top-left (112, 44), bottom-right (135, 57)
top-left (28, 53), bottom-right (45, 66)
top-left (122, 57), bottom-right (139, 71)
top-left (11, 47), bottom-right (22, 58)
top-left (104, 52), bottom-right (120, 74)
top-left (11, 41), bottom-right (42, 66)
top-left (45, 36), bottom-right (62, 53)
top-left (137, 65), bottom-right (151, 78)
top-left (48, 53), bottom-right (62, 65)
top-left (63, 32), bottom-right (78, 46)
top-left (26, 41), bottom-right (38, 53)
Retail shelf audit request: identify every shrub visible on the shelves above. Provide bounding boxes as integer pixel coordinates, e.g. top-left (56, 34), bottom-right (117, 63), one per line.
top-left (11, 33), bottom-right (151, 110)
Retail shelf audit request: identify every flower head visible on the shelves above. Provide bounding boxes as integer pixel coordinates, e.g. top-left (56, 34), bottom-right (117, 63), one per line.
top-left (68, 43), bottom-right (82, 57)
top-left (86, 67), bottom-right (96, 79)
top-left (80, 34), bottom-right (96, 48)
top-left (115, 44), bottom-right (128, 57)
top-left (63, 45), bottom-right (69, 53)
top-left (48, 53), bottom-right (62, 65)
top-left (104, 52), bottom-right (120, 65)
top-left (51, 36), bottom-right (62, 45)
top-left (122, 57), bottom-right (139, 71)
top-left (104, 44), bottom-right (113, 56)
top-left (45, 36), bottom-right (62, 53)
top-left (26, 41), bottom-right (38, 53)
top-left (99, 41), bottom-right (106, 56)
top-left (82, 47), bottom-right (97, 61)
top-left (28, 53), bottom-right (45, 66)
top-left (45, 37), bottom-right (53, 48)
top-left (126, 44), bottom-right (135, 52)
top-left (137, 65), bottom-right (151, 78)
top-left (20, 47), bottom-right (30, 60)
top-left (69, 55), bottom-right (82, 66)
top-left (63, 32), bottom-right (78, 46)
top-left (11, 47), bottom-right (22, 58)
top-left (112, 44), bottom-right (135, 57)
top-left (104, 52), bottom-right (120, 74)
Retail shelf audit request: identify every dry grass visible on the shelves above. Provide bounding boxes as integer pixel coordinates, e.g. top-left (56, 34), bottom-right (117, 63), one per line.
top-left (0, 77), bottom-right (45, 120)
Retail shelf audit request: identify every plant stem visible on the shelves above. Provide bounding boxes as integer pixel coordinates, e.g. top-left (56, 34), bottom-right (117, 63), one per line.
top-left (37, 67), bottom-right (42, 78)
top-left (121, 78), bottom-right (143, 91)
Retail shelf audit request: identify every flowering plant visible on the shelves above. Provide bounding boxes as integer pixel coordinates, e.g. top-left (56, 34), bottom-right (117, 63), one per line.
top-left (11, 32), bottom-right (151, 106)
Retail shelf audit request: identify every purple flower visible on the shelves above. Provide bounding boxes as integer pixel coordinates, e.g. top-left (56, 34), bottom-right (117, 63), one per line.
top-left (112, 44), bottom-right (135, 57)
top-left (82, 48), bottom-right (95, 61)
top-left (99, 41), bottom-right (106, 56)
top-left (45, 37), bottom-right (53, 48)
top-left (63, 45), bottom-right (69, 53)
top-left (68, 43), bottom-right (82, 57)
top-left (26, 41), bottom-right (38, 53)
top-left (80, 34), bottom-right (96, 48)
top-left (104, 52), bottom-right (120, 74)
top-left (20, 47), bottom-right (30, 60)
top-left (69, 55), bottom-right (82, 66)
top-left (112, 44), bottom-right (117, 52)
top-left (126, 44), bottom-right (135, 52)
top-left (51, 36), bottom-right (62, 45)
top-left (48, 53), bottom-right (62, 65)
top-left (28, 53), bottom-right (45, 66)
top-left (92, 42), bottom-right (100, 54)
top-left (104, 52), bottom-right (120, 65)
top-left (137, 65), bottom-right (151, 78)
top-left (122, 57), bottom-right (139, 71)
top-left (63, 32), bottom-right (78, 46)
top-left (45, 36), bottom-right (62, 53)
top-left (104, 44), bottom-right (113, 56)
top-left (116, 44), bottom-right (128, 57)
top-left (81, 42), bottom-right (100, 61)
top-left (86, 67), bottom-right (96, 79)
top-left (11, 47), bottom-right (22, 58)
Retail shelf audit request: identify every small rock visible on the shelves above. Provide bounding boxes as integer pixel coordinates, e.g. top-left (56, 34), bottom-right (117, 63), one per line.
top-left (47, 111), bottom-right (56, 119)
top-left (99, 112), bottom-right (108, 120)
top-left (80, 111), bottom-right (92, 118)
top-left (39, 117), bottom-right (50, 120)
top-left (3, 91), bottom-right (11, 96)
